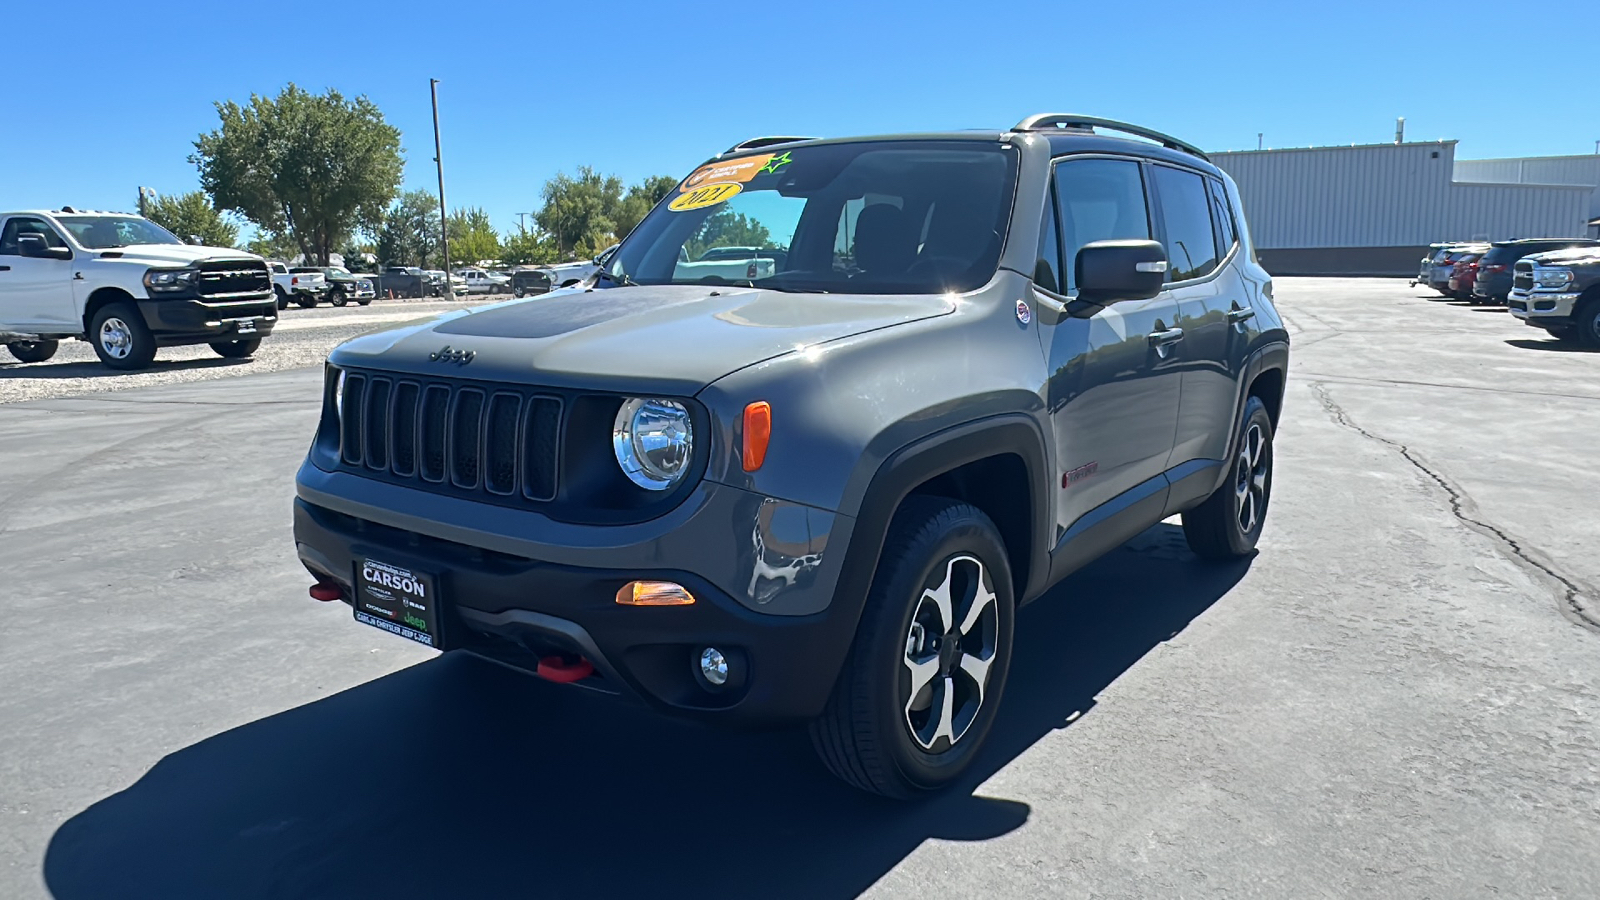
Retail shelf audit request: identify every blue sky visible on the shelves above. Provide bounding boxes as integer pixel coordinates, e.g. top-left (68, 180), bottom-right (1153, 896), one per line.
top-left (5, 0), bottom-right (1596, 239)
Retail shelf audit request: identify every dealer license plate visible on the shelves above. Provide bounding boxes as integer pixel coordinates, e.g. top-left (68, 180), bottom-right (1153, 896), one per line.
top-left (235, 319), bottom-right (257, 334)
top-left (354, 559), bottom-right (440, 648)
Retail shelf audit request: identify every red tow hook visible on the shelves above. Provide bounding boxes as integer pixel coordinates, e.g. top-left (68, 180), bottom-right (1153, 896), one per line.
top-left (536, 655), bottom-right (595, 683)
top-left (309, 582), bottom-right (345, 602)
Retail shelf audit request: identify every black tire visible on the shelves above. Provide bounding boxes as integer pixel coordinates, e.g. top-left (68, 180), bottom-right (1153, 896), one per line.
top-left (1576, 295), bottom-right (1600, 350)
top-left (329, 288), bottom-right (348, 307)
top-left (274, 286), bottom-right (290, 311)
top-left (89, 302), bottom-right (157, 370)
top-left (6, 339), bottom-right (59, 363)
top-left (296, 295), bottom-right (318, 309)
top-left (209, 338), bottom-right (261, 359)
top-left (1550, 327), bottom-right (1579, 344)
top-left (514, 286), bottom-right (526, 298)
top-left (810, 496), bottom-right (1015, 799)
top-left (1182, 396), bottom-right (1274, 560)
top-left (357, 298), bottom-right (372, 306)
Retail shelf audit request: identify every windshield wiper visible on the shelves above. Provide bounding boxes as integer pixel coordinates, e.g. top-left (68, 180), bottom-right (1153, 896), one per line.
top-left (593, 269), bottom-right (635, 287)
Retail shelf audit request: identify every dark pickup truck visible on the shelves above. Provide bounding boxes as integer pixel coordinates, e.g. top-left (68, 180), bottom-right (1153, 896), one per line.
top-left (1509, 245), bottom-right (1600, 345)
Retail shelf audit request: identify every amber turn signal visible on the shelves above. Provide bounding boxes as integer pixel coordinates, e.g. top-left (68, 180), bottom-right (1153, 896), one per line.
top-left (742, 401), bottom-right (772, 472)
top-left (616, 581), bottom-right (697, 606)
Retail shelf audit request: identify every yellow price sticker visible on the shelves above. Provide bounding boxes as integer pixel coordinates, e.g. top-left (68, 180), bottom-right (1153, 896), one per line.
top-left (668, 182), bottom-right (742, 212)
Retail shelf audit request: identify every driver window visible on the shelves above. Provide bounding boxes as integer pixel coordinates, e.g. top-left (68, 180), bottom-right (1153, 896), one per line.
top-left (0, 217), bottom-right (68, 256)
top-left (1053, 159), bottom-right (1151, 293)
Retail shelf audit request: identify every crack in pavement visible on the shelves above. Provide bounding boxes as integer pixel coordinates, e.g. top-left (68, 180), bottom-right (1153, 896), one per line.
top-left (1310, 381), bottom-right (1599, 633)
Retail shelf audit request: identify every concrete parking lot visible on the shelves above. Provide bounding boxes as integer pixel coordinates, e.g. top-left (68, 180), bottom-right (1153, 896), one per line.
top-left (1, 278), bottom-right (1596, 899)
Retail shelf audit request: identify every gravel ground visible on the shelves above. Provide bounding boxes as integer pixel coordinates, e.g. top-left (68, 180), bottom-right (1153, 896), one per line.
top-left (0, 297), bottom-right (500, 406)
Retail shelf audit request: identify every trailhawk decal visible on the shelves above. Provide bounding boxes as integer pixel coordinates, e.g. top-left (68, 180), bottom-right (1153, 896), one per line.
top-left (669, 182), bottom-right (742, 212)
top-left (1062, 461), bottom-right (1098, 488)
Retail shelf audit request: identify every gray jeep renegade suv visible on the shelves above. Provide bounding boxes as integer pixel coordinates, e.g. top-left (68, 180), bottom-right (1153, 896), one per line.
top-left (294, 114), bottom-right (1290, 798)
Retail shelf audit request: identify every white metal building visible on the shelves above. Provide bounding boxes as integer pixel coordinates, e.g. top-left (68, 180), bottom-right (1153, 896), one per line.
top-left (1209, 142), bottom-right (1598, 275)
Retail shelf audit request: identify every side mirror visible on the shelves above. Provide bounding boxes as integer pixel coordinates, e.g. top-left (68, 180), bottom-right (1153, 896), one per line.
top-left (188, 234), bottom-right (205, 246)
top-left (1073, 239), bottom-right (1167, 311)
top-left (18, 234), bottom-right (71, 260)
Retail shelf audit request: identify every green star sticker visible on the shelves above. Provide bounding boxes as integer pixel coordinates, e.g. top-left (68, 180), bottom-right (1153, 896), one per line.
top-left (758, 151), bottom-right (792, 175)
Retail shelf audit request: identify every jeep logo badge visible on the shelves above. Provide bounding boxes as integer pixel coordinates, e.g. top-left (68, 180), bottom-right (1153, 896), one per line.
top-left (428, 345), bottom-right (476, 365)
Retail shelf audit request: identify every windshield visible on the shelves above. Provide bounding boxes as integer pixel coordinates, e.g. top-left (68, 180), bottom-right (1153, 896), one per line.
top-left (604, 140), bottom-right (1018, 294)
top-left (56, 215), bottom-right (182, 249)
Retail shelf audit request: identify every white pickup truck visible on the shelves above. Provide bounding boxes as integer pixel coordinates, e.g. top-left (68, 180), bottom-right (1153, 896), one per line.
top-left (452, 268), bottom-right (510, 294)
top-left (268, 261), bottom-right (329, 309)
top-left (0, 208), bottom-right (275, 369)
top-left (672, 245), bottom-right (779, 282)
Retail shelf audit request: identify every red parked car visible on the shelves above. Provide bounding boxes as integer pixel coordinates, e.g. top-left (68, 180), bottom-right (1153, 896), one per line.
top-left (1447, 252), bottom-right (1482, 300)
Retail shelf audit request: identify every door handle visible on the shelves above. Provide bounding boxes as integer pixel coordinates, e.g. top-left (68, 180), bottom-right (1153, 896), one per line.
top-left (1227, 306), bottom-right (1256, 323)
top-left (1147, 327), bottom-right (1184, 346)
top-left (0, 265), bottom-right (10, 271)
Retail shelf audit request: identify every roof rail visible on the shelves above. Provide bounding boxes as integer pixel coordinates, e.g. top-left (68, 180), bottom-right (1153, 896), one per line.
top-left (1010, 114), bottom-right (1208, 161)
top-left (724, 135), bottom-right (818, 155)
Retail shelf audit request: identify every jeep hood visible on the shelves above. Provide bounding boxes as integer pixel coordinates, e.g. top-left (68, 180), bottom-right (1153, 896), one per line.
top-left (95, 244), bottom-right (262, 266)
top-left (327, 284), bottom-right (956, 393)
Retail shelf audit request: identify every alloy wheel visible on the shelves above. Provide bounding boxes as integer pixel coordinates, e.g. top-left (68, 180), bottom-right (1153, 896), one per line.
top-left (901, 554), bottom-right (999, 753)
top-left (1234, 422), bottom-right (1270, 533)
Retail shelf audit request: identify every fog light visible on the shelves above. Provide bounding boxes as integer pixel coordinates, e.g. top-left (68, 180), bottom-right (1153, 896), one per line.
top-left (616, 581), bottom-right (696, 606)
top-left (699, 647), bottom-right (729, 685)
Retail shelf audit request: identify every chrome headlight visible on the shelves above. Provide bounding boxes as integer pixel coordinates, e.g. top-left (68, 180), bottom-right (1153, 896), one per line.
top-left (1534, 268), bottom-right (1574, 289)
top-left (612, 398), bottom-right (694, 491)
top-left (143, 267), bottom-right (197, 292)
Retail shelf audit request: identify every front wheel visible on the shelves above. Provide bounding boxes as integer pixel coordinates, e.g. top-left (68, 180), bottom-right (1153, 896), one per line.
top-left (296, 294), bottom-right (318, 309)
top-left (209, 338), bottom-right (261, 359)
top-left (89, 303), bottom-right (157, 370)
top-left (356, 298), bottom-right (372, 306)
top-left (329, 288), bottom-right (348, 307)
top-left (274, 287), bottom-right (290, 311)
top-left (810, 496), bottom-right (1014, 799)
top-left (1182, 396), bottom-right (1274, 559)
top-left (1576, 296), bottom-right (1600, 349)
top-left (6, 339), bottom-right (59, 363)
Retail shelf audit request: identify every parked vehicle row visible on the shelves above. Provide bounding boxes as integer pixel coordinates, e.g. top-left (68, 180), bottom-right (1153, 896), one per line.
top-left (1416, 238), bottom-right (1599, 304)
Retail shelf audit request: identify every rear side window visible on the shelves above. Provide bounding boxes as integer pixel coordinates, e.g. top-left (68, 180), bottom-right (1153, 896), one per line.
top-left (1053, 158), bottom-right (1150, 293)
top-left (1151, 165), bottom-right (1219, 281)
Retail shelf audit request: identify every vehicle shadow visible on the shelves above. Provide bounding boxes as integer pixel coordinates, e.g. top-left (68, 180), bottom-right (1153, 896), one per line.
top-left (1504, 338), bottom-right (1593, 353)
top-left (0, 357), bottom-right (251, 379)
top-left (43, 524), bottom-right (1249, 900)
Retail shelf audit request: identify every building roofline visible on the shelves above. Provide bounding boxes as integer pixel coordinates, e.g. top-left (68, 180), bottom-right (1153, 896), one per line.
top-left (1211, 140), bottom-right (1457, 156)
top-left (1458, 154), bottom-right (1600, 165)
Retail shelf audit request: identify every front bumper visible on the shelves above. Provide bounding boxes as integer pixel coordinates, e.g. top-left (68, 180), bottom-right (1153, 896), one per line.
top-left (1509, 289), bottom-right (1580, 327)
top-left (293, 468), bottom-right (860, 724)
top-left (136, 296), bottom-right (277, 345)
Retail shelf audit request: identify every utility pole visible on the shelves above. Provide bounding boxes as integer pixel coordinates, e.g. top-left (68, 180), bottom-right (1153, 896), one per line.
top-left (137, 186), bottom-right (153, 217)
top-left (1257, 133), bottom-right (1263, 151)
top-left (430, 78), bottom-right (453, 295)
top-left (517, 211), bottom-right (532, 233)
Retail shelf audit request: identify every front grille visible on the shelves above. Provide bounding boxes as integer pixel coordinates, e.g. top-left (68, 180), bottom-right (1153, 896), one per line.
top-left (338, 372), bottom-right (561, 502)
top-left (197, 259), bottom-right (271, 299)
top-left (1512, 261), bottom-right (1535, 292)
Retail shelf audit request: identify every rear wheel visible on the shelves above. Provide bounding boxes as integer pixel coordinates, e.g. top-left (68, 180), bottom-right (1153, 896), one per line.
top-left (209, 338), bottom-right (261, 359)
top-left (274, 286), bottom-right (290, 310)
top-left (6, 339), bottom-right (58, 363)
top-left (1182, 396), bottom-right (1274, 559)
top-left (296, 294), bottom-right (318, 309)
top-left (810, 497), bottom-right (1014, 799)
top-left (89, 303), bottom-right (157, 370)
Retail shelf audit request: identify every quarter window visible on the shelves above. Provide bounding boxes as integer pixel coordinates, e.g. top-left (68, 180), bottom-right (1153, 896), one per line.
top-left (1053, 158), bottom-right (1150, 293)
top-left (1207, 177), bottom-right (1237, 257)
top-left (1151, 166), bottom-right (1219, 281)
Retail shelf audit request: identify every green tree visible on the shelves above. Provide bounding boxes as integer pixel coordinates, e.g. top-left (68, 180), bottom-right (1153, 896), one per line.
top-left (500, 227), bottom-right (561, 266)
top-left (612, 174), bottom-right (679, 243)
top-left (375, 189), bottom-right (441, 267)
top-left (685, 210), bottom-right (772, 261)
top-left (142, 191), bottom-right (240, 248)
top-left (448, 207), bottom-right (500, 266)
top-left (193, 83), bottom-right (404, 266)
top-left (534, 167), bottom-right (623, 258)
top-left (245, 230), bottom-right (300, 261)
